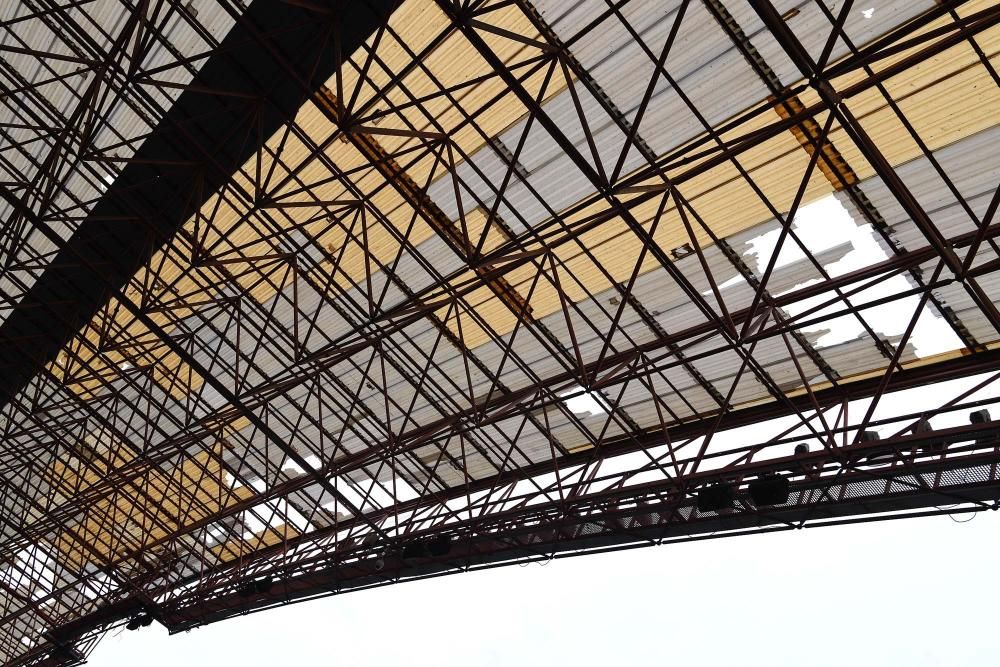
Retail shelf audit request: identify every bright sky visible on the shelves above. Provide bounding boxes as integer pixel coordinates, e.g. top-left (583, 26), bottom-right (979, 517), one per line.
top-left (89, 511), bottom-right (1000, 666)
top-left (724, 194), bottom-right (962, 357)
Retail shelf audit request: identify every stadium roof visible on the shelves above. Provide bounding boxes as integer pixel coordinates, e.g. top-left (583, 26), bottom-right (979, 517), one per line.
top-left (1, 0), bottom-right (998, 663)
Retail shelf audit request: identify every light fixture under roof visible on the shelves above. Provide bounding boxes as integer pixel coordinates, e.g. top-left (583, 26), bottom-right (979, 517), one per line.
top-left (748, 475), bottom-right (790, 506)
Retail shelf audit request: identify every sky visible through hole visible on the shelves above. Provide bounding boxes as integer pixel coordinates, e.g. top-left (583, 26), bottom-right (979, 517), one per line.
top-left (715, 194), bottom-right (962, 357)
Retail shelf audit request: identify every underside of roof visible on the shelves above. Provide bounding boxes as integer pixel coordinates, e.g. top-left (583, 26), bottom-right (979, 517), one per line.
top-left (1, 0), bottom-right (999, 664)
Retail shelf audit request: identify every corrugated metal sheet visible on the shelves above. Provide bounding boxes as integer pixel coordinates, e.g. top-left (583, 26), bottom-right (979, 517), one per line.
top-left (0, 1), bottom-right (237, 325)
top-left (852, 122), bottom-right (1000, 347)
top-left (6, 3), bottom-right (999, 639)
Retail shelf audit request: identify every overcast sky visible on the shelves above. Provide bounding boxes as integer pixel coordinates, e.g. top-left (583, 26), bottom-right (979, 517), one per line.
top-left (89, 510), bottom-right (1000, 666)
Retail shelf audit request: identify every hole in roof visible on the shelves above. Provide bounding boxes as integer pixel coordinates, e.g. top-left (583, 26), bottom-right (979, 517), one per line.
top-left (224, 472), bottom-right (266, 493)
top-left (1, 546), bottom-right (55, 600)
top-left (241, 506), bottom-right (269, 538)
top-left (282, 454), bottom-right (322, 476)
top-left (240, 498), bottom-right (311, 539)
top-left (325, 475), bottom-right (404, 513)
top-left (82, 571), bottom-right (114, 600)
top-left (671, 243), bottom-right (694, 260)
top-left (560, 387), bottom-right (608, 417)
top-left (732, 195), bottom-right (962, 358)
top-left (861, 8), bottom-right (875, 19)
top-left (97, 169), bottom-right (115, 194)
top-left (205, 524), bottom-right (227, 545)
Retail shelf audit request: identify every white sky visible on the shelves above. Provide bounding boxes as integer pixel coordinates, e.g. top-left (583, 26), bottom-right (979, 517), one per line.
top-left (89, 511), bottom-right (1000, 666)
top-left (729, 194), bottom-right (962, 357)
